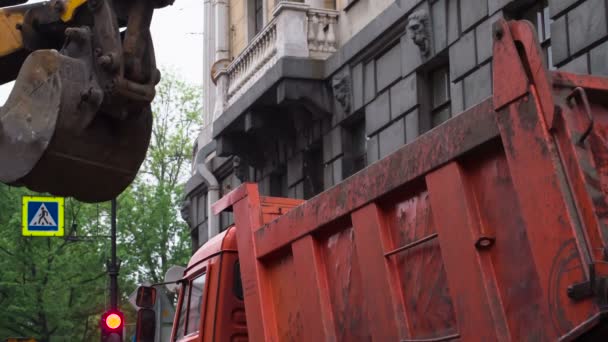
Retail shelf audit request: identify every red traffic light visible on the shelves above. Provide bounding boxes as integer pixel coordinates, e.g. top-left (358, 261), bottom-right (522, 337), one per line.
top-left (101, 310), bottom-right (124, 331)
top-left (105, 313), bottom-right (122, 329)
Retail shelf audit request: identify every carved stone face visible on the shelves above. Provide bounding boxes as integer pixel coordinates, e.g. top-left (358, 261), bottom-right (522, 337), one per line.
top-left (332, 72), bottom-right (351, 113)
top-left (233, 156), bottom-right (248, 182)
top-left (180, 200), bottom-right (191, 225)
top-left (407, 10), bottom-right (431, 57)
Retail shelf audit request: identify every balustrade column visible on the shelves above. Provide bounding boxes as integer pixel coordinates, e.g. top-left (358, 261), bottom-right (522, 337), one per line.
top-left (274, 1), bottom-right (310, 58)
top-left (213, 71), bottom-right (228, 121)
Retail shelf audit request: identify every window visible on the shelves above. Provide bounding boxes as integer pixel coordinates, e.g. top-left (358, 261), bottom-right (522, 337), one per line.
top-left (343, 119), bottom-right (367, 178)
top-left (254, 0), bottom-right (264, 35)
top-left (186, 274), bottom-right (207, 335)
top-left (174, 282), bottom-right (190, 340)
top-left (191, 192), bottom-right (208, 249)
top-left (174, 273), bottom-right (207, 340)
top-left (430, 65), bottom-right (451, 127)
top-left (220, 175), bottom-right (236, 231)
top-left (304, 147), bottom-right (324, 199)
top-left (220, 212), bottom-right (234, 232)
top-left (269, 169), bottom-right (287, 197)
top-left (508, 0), bottom-right (553, 70)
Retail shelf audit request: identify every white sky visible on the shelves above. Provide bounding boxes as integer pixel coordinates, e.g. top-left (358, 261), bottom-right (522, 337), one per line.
top-left (0, 0), bottom-right (204, 103)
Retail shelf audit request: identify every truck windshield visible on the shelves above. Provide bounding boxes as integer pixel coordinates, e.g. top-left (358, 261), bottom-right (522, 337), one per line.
top-left (174, 272), bottom-right (207, 340)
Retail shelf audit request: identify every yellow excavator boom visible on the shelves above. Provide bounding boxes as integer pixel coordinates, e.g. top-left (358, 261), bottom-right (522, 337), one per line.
top-left (60, 0), bottom-right (86, 22)
top-left (0, 6), bottom-right (23, 56)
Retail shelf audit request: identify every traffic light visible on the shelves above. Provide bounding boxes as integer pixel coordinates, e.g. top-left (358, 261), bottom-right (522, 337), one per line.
top-left (101, 309), bottom-right (124, 342)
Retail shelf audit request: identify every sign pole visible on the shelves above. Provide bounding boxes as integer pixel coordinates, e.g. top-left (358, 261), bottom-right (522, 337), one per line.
top-left (108, 198), bottom-right (119, 310)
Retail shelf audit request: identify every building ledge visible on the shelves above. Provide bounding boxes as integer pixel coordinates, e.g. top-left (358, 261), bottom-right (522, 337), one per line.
top-left (209, 0), bottom-right (425, 165)
top-left (212, 57), bottom-right (326, 139)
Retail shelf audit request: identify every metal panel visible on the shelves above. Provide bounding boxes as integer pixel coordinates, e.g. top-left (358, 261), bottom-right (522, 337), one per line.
top-left (381, 191), bottom-right (457, 340)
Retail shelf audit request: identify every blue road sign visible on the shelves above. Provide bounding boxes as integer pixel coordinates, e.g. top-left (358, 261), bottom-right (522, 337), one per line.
top-left (22, 196), bottom-right (64, 237)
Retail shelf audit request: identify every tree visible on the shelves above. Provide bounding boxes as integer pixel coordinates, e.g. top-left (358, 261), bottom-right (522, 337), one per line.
top-left (0, 187), bottom-right (108, 341)
top-left (0, 70), bottom-right (201, 340)
top-left (117, 70), bottom-right (201, 285)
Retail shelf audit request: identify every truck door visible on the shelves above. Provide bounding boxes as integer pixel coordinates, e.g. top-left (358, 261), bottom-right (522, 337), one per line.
top-left (173, 270), bottom-right (209, 342)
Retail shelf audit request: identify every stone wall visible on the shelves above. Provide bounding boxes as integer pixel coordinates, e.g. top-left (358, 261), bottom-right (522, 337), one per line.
top-left (226, 0), bottom-right (608, 195)
top-left (334, 0), bottom-right (395, 45)
top-left (187, 0), bottom-right (608, 249)
top-left (319, 0), bottom-right (608, 190)
top-left (550, 0), bottom-right (608, 75)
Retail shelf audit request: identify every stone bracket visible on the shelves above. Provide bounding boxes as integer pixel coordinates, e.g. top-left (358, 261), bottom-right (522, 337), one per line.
top-left (276, 79), bottom-right (333, 117)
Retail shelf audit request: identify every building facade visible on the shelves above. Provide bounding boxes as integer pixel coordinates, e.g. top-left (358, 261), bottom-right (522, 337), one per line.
top-left (182, 0), bottom-right (608, 251)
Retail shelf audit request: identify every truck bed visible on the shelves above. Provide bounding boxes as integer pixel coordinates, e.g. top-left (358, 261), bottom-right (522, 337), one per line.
top-left (213, 20), bottom-right (608, 341)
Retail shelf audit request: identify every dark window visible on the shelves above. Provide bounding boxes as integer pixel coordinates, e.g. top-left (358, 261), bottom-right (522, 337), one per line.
top-left (255, 0), bottom-right (264, 34)
top-left (220, 175), bottom-right (237, 231)
top-left (304, 147), bottom-right (324, 199)
top-left (270, 169), bottom-right (287, 197)
top-left (220, 212), bottom-right (234, 232)
top-left (190, 225), bottom-right (199, 253)
top-left (508, 0), bottom-right (553, 70)
top-left (430, 65), bottom-right (451, 127)
top-left (343, 119), bottom-right (367, 177)
top-left (197, 193), bottom-right (208, 226)
top-left (194, 192), bottom-right (208, 247)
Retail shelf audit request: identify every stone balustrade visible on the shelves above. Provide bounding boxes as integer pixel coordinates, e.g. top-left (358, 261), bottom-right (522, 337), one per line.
top-left (213, 2), bottom-right (340, 120)
top-left (307, 8), bottom-right (339, 59)
top-left (227, 19), bottom-right (278, 103)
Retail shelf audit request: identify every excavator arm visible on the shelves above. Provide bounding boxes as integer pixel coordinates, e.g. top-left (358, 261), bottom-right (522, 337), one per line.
top-left (0, 0), bottom-right (173, 202)
top-left (0, 2), bottom-right (32, 84)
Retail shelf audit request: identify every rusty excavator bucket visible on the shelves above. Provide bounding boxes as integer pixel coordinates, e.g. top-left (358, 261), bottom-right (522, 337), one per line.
top-left (0, 0), bottom-right (168, 202)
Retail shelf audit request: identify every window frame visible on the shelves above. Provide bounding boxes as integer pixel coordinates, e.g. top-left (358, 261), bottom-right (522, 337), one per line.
top-left (174, 267), bottom-right (210, 341)
top-left (429, 64), bottom-right (452, 128)
top-left (184, 272), bottom-right (207, 336)
top-left (342, 118), bottom-right (367, 178)
top-left (507, 0), bottom-right (553, 70)
top-left (254, 0), bottom-right (264, 35)
top-left (174, 280), bottom-right (191, 340)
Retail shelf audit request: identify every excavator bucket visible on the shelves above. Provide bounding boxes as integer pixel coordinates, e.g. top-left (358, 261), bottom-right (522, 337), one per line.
top-left (0, 0), bottom-right (160, 202)
top-left (0, 49), bottom-right (152, 202)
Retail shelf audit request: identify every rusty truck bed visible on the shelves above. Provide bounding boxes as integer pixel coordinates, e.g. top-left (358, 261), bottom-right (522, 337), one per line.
top-left (213, 20), bottom-right (608, 341)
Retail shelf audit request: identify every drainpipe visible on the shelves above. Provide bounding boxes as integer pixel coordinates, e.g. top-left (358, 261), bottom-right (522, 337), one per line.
top-left (196, 150), bottom-right (220, 240)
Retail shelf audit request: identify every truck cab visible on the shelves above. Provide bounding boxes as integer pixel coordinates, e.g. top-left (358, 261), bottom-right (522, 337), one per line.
top-left (134, 193), bottom-right (302, 342)
top-left (169, 227), bottom-right (247, 342)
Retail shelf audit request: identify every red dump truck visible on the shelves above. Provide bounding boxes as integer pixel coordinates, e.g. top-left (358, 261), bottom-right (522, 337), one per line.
top-left (134, 19), bottom-right (608, 341)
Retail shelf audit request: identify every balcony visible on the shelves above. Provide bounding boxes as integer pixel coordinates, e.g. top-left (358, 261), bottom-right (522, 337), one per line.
top-left (213, 1), bottom-right (339, 120)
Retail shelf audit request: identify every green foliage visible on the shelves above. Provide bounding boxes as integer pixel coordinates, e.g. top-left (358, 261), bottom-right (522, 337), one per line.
top-left (117, 70), bottom-right (201, 285)
top-left (0, 71), bottom-right (201, 341)
top-left (0, 188), bottom-right (107, 341)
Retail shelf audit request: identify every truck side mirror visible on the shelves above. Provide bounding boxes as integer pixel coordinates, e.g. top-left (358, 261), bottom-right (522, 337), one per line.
top-left (135, 308), bottom-right (156, 342)
top-left (136, 286), bottom-right (156, 308)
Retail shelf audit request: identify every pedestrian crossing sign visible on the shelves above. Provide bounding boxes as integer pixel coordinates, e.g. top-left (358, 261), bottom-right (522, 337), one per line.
top-left (22, 196), bottom-right (65, 237)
